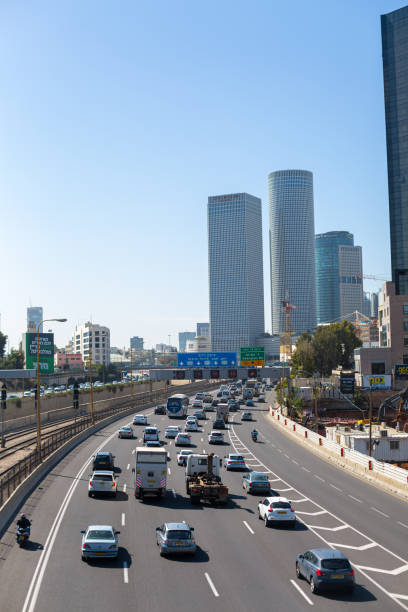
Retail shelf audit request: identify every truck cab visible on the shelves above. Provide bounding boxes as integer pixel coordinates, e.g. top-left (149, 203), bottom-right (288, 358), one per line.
top-left (134, 447), bottom-right (168, 500)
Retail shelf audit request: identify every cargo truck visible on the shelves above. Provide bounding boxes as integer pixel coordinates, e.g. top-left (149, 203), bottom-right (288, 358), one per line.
top-left (133, 447), bottom-right (168, 500)
top-left (185, 453), bottom-right (228, 505)
top-left (216, 403), bottom-right (229, 423)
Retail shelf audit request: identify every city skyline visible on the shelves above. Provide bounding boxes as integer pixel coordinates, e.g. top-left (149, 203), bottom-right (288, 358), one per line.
top-left (1, 1), bottom-right (401, 351)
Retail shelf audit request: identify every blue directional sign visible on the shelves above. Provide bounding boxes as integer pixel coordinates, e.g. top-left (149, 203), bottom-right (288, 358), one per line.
top-left (177, 352), bottom-right (237, 367)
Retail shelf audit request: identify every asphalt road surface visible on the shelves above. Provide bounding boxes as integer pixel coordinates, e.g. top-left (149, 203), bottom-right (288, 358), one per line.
top-left (0, 389), bottom-right (407, 612)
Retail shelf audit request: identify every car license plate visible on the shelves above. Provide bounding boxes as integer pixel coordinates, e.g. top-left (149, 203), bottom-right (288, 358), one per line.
top-left (278, 511), bottom-right (286, 514)
top-left (94, 552), bottom-right (105, 555)
top-left (148, 479), bottom-right (155, 483)
top-left (332, 574), bottom-right (344, 579)
top-left (176, 542), bottom-right (182, 546)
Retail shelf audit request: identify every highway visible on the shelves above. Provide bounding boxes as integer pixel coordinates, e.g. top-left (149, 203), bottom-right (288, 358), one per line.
top-left (0, 389), bottom-right (407, 612)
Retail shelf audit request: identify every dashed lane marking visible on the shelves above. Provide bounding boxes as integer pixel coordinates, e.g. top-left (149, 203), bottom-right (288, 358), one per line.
top-left (314, 475), bottom-right (325, 482)
top-left (127, 464), bottom-right (130, 470)
top-left (371, 507), bottom-right (390, 518)
top-left (243, 521), bottom-right (254, 535)
top-left (123, 562), bottom-right (129, 584)
top-left (398, 522), bottom-right (408, 529)
top-left (302, 467), bottom-right (310, 472)
top-left (168, 468), bottom-right (171, 475)
top-left (348, 495), bottom-right (362, 503)
top-left (290, 580), bottom-right (314, 606)
top-left (121, 513), bottom-right (125, 526)
top-left (329, 484), bottom-right (342, 492)
top-left (205, 572), bottom-right (220, 597)
top-left (123, 484), bottom-right (127, 493)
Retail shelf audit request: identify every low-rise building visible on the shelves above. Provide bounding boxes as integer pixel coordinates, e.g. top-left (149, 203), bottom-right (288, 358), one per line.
top-left (378, 281), bottom-right (408, 365)
top-left (185, 336), bottom-right (211, 352)
top-left (326, 423), bottom-right (408, 463)
top-left (55, 350), bottom-right (84, 370)
top-left (130, 336), bottom-right (144, 351)
top-left (354, 346), bottom-right (392, 389)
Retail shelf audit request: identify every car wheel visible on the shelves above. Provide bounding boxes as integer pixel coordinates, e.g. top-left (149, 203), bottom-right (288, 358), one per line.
top-left (88, 491), bottom-right (92, 497)
top-left (159, 548), bottom-right (166, 557)
top-left (264, 516), bottom-right (270, 527)
top-left (346, 585), bottom-right (355, 594)
top-left (81, 555), bottom-right (87, 562)
top-left (296, 563), bottom-right (303, 579)
top-left (258, 509), bottom-right (262, 519)
top-left (310, 577), bottom-right (318, 594)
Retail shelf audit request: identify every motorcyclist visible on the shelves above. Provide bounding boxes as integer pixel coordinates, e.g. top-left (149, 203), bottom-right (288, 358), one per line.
top-left (251, 428), bottom-right (258, 439)
top-left (17, 513), bottom-right (31, 534)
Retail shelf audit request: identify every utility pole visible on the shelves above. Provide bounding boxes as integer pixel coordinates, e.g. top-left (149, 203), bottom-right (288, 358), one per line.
top-left (368, 379), bottom-right (373, 457)
top-left (89, 354), bottom-right (95, 425)
top-left (1, 382), bottom-right (6, 448)
top-left (130, 347), bottom-right (134, 409)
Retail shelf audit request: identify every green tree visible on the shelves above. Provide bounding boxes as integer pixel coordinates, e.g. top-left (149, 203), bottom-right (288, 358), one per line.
top-left (2, 349), bottom-right (24, 369)
top-left (0, 332), bottom-right (8, 358)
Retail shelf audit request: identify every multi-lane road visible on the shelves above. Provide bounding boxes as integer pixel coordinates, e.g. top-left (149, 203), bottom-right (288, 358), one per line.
top-left (0, 389), bottom-right (407, 612)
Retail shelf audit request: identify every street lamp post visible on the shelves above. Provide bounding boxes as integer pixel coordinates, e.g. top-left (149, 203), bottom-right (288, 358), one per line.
top-left (368, 379), bottom-right (373, 457)
top-left (36, 318), bottom-right (67, 462)
top-left (130, 347), bottom-right (134, 409)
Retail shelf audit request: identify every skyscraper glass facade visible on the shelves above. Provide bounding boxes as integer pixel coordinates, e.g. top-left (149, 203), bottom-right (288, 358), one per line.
top-left (178, 331), bottom-right (196, 352)
top-left (196, 322), bottom-right (210, 337)
top-left (208, 193), bottom-right (264, 356)
top-left (269, 170), bottom-right (317, 334)
top-left (315, 231), bottom-right (354, 324)
top-left (382, 7), bottom-right (408, 294)
top-left (27, 306), bottom-right (43, 333)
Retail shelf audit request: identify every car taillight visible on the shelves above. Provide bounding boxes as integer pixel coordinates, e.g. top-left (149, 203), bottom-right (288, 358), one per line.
top-left (83, 544), bottom-right (91, 549)
top-left (268, 507), bottom-right (274, 512)
top-left (220, 487), bottom-right (228, 494)
top-left (348, 569), bottom-right (354, 575)
top-left (290, 509), bottom-right (295, 512)
top-left (112, 482), bottom-right (116, 487)
top-left (315, 569), bottom-right (325, 576)
top-left (89, 481), bottom-right (93, 487)
top-left (108, 545), bottom-right (117, 549)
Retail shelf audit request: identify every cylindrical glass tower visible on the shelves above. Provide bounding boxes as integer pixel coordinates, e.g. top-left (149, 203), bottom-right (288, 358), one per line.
top-left (268, 169), bottom-right (317, 335)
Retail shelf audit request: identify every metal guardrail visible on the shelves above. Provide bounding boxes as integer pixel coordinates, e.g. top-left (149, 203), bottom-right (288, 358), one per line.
top-left (0, 380), bottom-right (218, 507)
top-left (269, 406), bottom-right (408, 486)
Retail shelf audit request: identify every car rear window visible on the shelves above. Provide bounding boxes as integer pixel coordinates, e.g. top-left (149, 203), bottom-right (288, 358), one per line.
top-left (272, 502), bottom-right (291, 509)
top-left (166, 530), bottom-right (191, 540)
top-left (252, 474), bottom-right (268, 481)
top-left (212, 433), bottom-right (223, 437)
top-left (93, 474), bottom-right (113, 480)
top-left (88, 530), bottom-right (114, 540)
top-left (321, 559), bottom-right (351, 570)
top-left (231, 456), bottom-right (244, 461)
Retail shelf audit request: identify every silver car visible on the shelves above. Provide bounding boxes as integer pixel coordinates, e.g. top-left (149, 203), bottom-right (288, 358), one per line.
top-left (156, 522), bottom-right (196, 556)
top-left (118, 426), bottom-right (134, 438)
top-left (81, 525), bottom-right (120, 561)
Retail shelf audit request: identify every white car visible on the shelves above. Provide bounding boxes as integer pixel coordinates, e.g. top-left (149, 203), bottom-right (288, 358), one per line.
top-left (258, 496), bottom-right (296, 527)
top-left (133, 414), bottom-right (147, 425)
top-left (165, 426), bottom-right (181, 439)
top-left (175, 433), bottom-right (191, 446)
top-left (177, 450), bottom-right (194, 466)
top-left (185, 421), bottom-right (198, 432)
top-left (192, 400), bottom-right (203, 409)
top-left (81, 525), bottom-right (119, 561)
top-left (88, 471), bottom-right (118, 497)
top-left (223, 453), bottom-right (246, 470)
top-left (208, 431), bottom-right (224, 444)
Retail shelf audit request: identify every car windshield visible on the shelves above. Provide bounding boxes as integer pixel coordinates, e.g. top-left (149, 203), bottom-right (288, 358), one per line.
top-left (272, 502), bottom-right (291, 509)
top-left (181, 451), bottom-right (193, 456)
top-left (231, 456), bottom-right (244, 461)
top-left (87, 530), bottom-right (114, 540)
top-left (321, 559), bottom-right (351, 570)
top-left (166, 530), bottom-right (191, 540)
top-left (93, 474), bottom-right (113, 480)
top-left (212, 433), bottom-right (222, 437)
top-left (252, 474), bottom-right (268, 481)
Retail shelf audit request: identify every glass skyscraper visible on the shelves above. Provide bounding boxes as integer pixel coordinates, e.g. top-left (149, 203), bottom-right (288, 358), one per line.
top-left (315, 231), bottom-right (354, 324)
top-left (382, 7), bottom-right (408, 294)
top-left (208, 193), bottom-right (264, 356)
top-left (268, 170), bottom-right (317, 334)
top-left (27, 306), bottom-right (43, 333)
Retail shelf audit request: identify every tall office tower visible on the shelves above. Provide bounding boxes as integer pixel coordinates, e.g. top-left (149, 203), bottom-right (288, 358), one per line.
top-left (382, 7), bottom-right (408, 294)
top-left (196, 322), bottom-right (210, 338)
top-left (178, 331), bottom-right (196, 352)
top-left (338, 245), bottom-right (363, 318)
top-left (27, 306), bottom-right (43, 333)
top-left (370, 291), bottom-right (379, 318)
top-left (268, 170), bottom-right (317, 334)
top-left (208, 192), bottom-right (265, 356)
top-left (315, 231), bottom-right (354, 324)
top-left (130, 336), bottom-right (144, 351)
top-left (363, 292), bottom-right (372, 317)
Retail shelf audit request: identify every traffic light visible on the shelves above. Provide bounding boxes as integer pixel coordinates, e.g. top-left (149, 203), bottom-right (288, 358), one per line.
top-left (1, 384), bottom-right (6, 409)
top-left (73, 381), bottom-right (79, 410)
top-left (248, 368), bottom-right (257, 378)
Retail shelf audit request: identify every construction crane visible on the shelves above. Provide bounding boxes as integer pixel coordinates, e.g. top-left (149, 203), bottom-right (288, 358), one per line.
top-left (281, 298), bottom-right (296, 360)
top-left (358, 273), bottom-right (389, 282)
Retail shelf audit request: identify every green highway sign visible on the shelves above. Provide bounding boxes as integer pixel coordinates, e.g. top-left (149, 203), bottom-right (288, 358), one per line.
top-left (24, 332), bottom-right (54, 374)
top-left (240, 346), bottom-right (265, 366)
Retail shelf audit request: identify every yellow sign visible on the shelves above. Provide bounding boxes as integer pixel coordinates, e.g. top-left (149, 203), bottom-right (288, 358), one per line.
top-left (368, 376), bottom-right (385, 385)
top-left (241, 359), bottom-right (264, 366)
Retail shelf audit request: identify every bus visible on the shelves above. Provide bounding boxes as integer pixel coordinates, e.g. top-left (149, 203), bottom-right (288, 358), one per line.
top-left (166, 394), bottom-right (189, 418)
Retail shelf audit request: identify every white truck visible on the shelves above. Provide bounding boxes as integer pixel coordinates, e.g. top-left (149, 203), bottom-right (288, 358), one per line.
top-left (216, 403), bottom-right (229, 424)
top-left (133, 447), bottom-right (168, 500)
top-left (185, 453), bottom-right (228, 505)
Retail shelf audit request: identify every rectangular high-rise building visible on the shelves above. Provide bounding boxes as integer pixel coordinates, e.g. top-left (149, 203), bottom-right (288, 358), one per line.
top-left (130, 336), bottom-right (144, 351)
top-left (382, 7), bottom-right (408, 294)
top-left (178, 331), bottom-right (195, 352)
top-left (208, 192), bottom-right (265, 356)
top-left (73, 321), bottom-right (110, 366)
top-left (27, 306), bottom-right (43, 333)
top-left (196, 322), bottom-right (210, 338)
top-left (338, 245), bottom-right (363, 318)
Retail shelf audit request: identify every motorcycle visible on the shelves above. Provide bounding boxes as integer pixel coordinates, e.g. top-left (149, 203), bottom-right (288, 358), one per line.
top-left (16, 526), bottom-right (30, 547)
top-left (251, 432), bottom-right (258, 442)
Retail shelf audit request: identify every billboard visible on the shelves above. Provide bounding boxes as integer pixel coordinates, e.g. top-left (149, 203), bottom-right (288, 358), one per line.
top-left (339, 372), bottom-right (354, 395)
top-left (177, 352), bottom-right (237, 367)
top-left (240, 347), bottom-right (265, 366)
top-left (395, 364), bottom-right (408, 378)
top-left (24, 333), bottom-right (54, 373)
top-left (362, 375), bottom-right (391, 390)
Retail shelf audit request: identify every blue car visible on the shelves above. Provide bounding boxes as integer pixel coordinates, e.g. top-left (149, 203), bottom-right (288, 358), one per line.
top-left (246, 399), bottom-right (254, 407)
top-left (296, 549), bottom-right (355, 594)
top-left (242, 472), bottom-right (270, 494)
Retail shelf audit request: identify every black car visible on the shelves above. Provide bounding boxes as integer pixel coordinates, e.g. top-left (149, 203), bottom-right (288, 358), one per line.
top-left (92, 451), bottom-right (115, 471)
top-left (213, 419), bottom-right (226, 429)
top-left (154, 404), bottom-right (166, 415)
top-left (211, 399), bottom-right (219, 407)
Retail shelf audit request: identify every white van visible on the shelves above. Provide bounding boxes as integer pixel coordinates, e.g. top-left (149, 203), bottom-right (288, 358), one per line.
top-left (143, 427), bottom-right (159, 442)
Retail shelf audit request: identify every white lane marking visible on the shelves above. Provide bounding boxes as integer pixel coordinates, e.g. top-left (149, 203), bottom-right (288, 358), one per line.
top-left (292, 459), bottom-right (299, 465)
top-left (314, 475), bottom-right (325, 482)
top-left (169, 441), bottom-right (172, 446)
top-left (328, 542), bottom-right (377, 551)
top-left (132, 449), bottom-right (135, 454)
top-left (121, 513), bottom-right (125, 526)
top-left (123, 484), bottom-right (127, 493)
top-left (168, 468), bottom-right (171, 475)
top-left (243, 520), bottom-right (254, 534)
top-left (296, 510), bottom-right (327, 516)
top-left (21, 425), bottom-right (120, 612)
top-left (371, 507), bottom-right (390, 518)
top-left (172, 489), bottom-right (176, 498)
top-left (348, 495), bottom-right (362, 503)
top-left (329, 484), bottom-right (342, 492)
top-left (284, 453), bottom-right (290, 458)
top-left (302, 467), bottom-right (310, 472)
top-left (205, 572), bottom-right (220, 597)
top-left (201, 437), bottom-right (204, 442)
top-left (308, 524), bottom-right (348, 531)
top-left (355, 564), bottom-right (408, 576)
top-left (277, 448), bottom-right (282, 453)
top-left (398, 522), bottom-right (408, 529)
top-left (290, 579), bottom-right (314, 606)
top-left (392, 594), bottom-right (408, 601)
top-left (127, 464), bottom-right (130, 470)
top-left (123, 561), bottom-right (129, 584)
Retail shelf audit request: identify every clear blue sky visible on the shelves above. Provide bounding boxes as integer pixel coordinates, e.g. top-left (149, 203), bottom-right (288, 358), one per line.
top-left (0, 0), bottom-right (404, 351)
